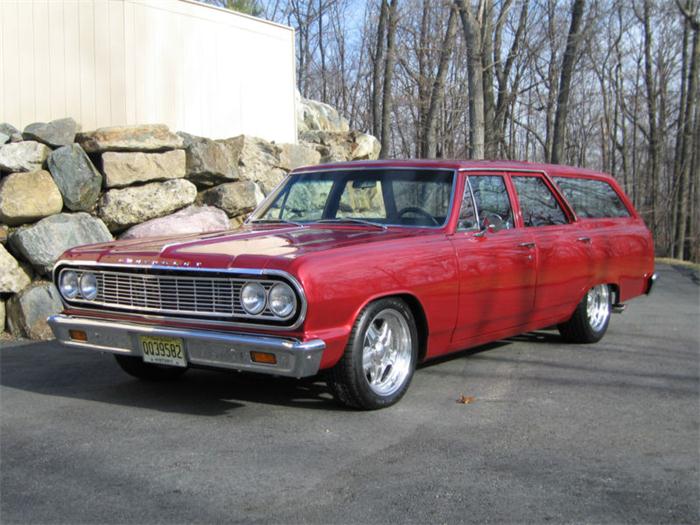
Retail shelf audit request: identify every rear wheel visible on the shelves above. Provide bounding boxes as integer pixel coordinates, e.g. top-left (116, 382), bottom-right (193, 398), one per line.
top-left (114, 354), bottom-right (189, 381)
top-left (558, 284), bottom-right (612, 343)
top-left (328, 298), bottom-right (418, 410)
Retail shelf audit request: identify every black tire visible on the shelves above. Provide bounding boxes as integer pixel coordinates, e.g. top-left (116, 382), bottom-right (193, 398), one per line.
top-left (558, 284), bottom-right (612, 343)
top-left (328, 297), bottom-right (418, 410)
top-left (114, 354), bottom-right (189, 381)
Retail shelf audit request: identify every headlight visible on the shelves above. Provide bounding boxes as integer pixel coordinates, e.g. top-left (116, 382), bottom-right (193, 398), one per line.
top-left (241, 282), bottom-right (266, 315)
top-left (79, 272), bottom-right (98, 300)
top-left (268, 283), bottom-right (296, 318)
top-left (59, 271), bottom-right (79, 299)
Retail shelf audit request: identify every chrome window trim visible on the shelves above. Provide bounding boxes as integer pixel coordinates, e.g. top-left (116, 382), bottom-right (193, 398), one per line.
top-left (247, 167), bottom-right (459, 231)
top-left (456, 176), bottom-right (480, 232)
top-left (53, 260), bottom-right (308, 331)
top-left (458, 167), bottom-right (579, 223)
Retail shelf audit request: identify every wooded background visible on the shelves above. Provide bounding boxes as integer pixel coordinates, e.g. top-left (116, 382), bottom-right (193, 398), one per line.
top-left (209, 0), bottom-right (699, 262)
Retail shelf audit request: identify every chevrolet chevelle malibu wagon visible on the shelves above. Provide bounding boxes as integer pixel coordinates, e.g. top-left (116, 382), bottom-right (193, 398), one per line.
top-left (49, 160), bottom-right (656, 409)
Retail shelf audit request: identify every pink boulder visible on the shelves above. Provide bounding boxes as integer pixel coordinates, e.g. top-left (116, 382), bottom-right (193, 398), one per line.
top-left (120, 205), bottom-right (230, 240)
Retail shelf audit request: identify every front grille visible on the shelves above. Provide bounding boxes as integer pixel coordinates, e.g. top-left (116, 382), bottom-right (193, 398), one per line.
top-left (61, 268), bottom-right (292, 322)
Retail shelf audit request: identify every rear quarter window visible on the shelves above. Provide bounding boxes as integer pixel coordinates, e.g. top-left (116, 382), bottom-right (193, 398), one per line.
top-left (553, 177), bottom-right (630, 219)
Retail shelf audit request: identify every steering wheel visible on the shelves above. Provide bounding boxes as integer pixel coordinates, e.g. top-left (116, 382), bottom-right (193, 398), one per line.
top-left (397, 206), bottom-right (440, 226)
top-left (481, 212), bottom-right (504, 228)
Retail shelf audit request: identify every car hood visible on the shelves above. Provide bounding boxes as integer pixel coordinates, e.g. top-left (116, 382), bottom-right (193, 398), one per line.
top-left (60, 224), bottom-right (421, 271)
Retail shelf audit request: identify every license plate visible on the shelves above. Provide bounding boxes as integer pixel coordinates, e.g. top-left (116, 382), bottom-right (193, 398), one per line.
top-left (139, 335), bottom-right (187, 367)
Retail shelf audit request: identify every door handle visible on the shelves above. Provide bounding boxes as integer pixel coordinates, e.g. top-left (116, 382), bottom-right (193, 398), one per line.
top-left (577, 237), bottom-right (592, 243)
top-left (518, 242), bottom-right (536, 249)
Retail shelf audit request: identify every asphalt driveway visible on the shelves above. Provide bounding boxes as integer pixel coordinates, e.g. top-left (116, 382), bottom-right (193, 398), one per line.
top-left (1, 263), bottom-right (698, 524)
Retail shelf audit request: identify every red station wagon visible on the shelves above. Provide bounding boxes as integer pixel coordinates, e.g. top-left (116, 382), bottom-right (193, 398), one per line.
top-left (49, 160), bottom-right (656, 409)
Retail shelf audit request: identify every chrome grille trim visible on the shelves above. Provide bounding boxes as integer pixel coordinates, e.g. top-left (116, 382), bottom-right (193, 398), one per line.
top-left (54, 263), bottom-right (305, 327)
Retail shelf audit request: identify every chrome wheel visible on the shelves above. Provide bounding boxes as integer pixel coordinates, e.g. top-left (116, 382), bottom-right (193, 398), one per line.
top-left (586, 284), bottom-right (610, 332)
top-left (362, 309), bottom-right (413, 397)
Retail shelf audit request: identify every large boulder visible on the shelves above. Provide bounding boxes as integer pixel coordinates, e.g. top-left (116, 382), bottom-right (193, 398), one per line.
top-left (236, 136), bottom-right (280, 175)
top-left (278, 143), bottom-right (321, 171)
top-left (22, 117), bottom-right (79, 148)
top-left (99, 179), bottom-right (197, 231)
top-left (300, 131), bottom-right (352, 162)
top-left (6, 282), bottom-right (63, 340)
top-left (77, 124), bottom-right (184, 153)
top-left (0, 170), bottom-right (63, 225)
top-left (179, 132), bottom-right (241, 188)
top-left (0, 299), bottom-right (5, 333)
top-left (120, 205), bottom-right (229, 239)
top-left (297, 93), bottom-right (350, 133)
top-left (200, 181), bottom-right (264, 218)
top-left (102, 149), bottom-right (186, 188)
top-left (235, 136), bottom-right (286, 194)
top-left (9, 213), bottom-right (112, 275)
top-left (47, 144), bottom-right (102, 211)
top-left (300, 130), bottom-right (381, 163)
top-left (0, 123), bottom-right (22, 143)
top-left (351, 133), bottom-right (382, 160)
top-left (251, 168), bottom-right (286, 196)
top-left (0, 244), bottom-right (32, 293)
top-left (0, 141), bottom-right (51, 172)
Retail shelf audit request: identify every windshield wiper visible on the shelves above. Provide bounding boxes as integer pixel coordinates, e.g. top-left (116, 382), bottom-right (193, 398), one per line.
top-left (249, 218), bottom-right (305, 227)
top-left (314, 218), bottom-right (387, 230)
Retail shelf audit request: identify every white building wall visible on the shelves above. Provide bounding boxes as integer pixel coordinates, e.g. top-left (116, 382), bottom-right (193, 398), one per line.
top-left (0, 0), bottom-right (297, 143)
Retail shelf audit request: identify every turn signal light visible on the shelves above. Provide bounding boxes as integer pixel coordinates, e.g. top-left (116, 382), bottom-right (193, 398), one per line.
top-left (69, 330), bottom-right (88, 342)
top-left (250, 351), bottom-right (277, 365)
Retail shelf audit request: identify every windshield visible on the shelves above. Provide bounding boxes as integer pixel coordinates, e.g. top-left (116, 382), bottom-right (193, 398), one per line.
top-left (249, 169), bottom-right (456, 228)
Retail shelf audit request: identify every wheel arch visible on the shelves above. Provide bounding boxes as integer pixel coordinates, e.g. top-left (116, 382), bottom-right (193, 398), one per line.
top-left (358, 292), bottom-right (429, 363)
top-left (608, 282), bottom-right (621, 304)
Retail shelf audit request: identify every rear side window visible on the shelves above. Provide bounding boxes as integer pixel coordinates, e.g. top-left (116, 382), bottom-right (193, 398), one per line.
top-left (468, 175), bottom-right (514, 229)
top-left (553, 177), bottom-right (630, 219)
top-left (512, 176), bottom-right (568, 227)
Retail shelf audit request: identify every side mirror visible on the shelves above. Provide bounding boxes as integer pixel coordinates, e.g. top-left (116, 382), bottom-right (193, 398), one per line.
top-left (475, 213), bottom-right (505, 237)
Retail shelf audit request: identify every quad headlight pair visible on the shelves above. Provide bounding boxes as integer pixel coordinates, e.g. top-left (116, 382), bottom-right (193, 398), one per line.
top-left (59, 271), bottom-right (98, 301)
top-left (241, 282), bottom-right (297, 319)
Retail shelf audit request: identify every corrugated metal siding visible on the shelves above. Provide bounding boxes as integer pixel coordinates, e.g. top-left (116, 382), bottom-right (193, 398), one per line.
top-left (0, 0), bottom-right (297, 142)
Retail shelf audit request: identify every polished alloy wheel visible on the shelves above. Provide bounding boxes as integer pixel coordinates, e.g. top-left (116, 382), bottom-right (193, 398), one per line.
top-left (362, 309), bottom-right (412, 396)
top-left (586, 284), bottom-right (610, 332)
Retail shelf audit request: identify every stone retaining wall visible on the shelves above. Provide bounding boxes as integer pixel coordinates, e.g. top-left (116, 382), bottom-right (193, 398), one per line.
top-left (0, 98), bottom-right (380, 340)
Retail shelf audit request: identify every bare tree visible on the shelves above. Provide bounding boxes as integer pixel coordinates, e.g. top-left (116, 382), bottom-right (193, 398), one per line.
top-left (261, 0), bottom-right (698, 261)
top-left (455, 0), bottom-right (485, 159)
top-left (551, 0), bottom-right (586, 164)
top-left (380, 0), bottom-right (399, 159)
top-left (372, 1), bottom-right (389, 138)
top-left (422, 3), bottom-right (459, 158)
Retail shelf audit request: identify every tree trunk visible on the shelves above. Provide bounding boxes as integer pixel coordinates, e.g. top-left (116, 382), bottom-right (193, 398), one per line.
top-left (455, 0), bottom-right (485, 159)
top-left (551, 0), bottom-right (585, 164)
top-left (380, 0), bottom-right (399, 159)
top-left (481, 0), bottom-right (497, 158)
top-left (675, 2), bottom-right (699, 259)
top-left (495, 1), bottom-right (527, 157)
top-left (424, 5), bottom-right (459, 159)
top-left (642, 0), bottom-right (659, 231)
top-left (372, 1), bottom-right (388, 139)
top-left (318, 0), bottom-right (327, 102)
top-left (417, 0), bottom-right (431, 157)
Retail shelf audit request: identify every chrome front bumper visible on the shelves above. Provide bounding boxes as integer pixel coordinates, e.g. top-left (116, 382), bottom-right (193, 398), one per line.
top-left (48, 315), bottom-right (325, 378)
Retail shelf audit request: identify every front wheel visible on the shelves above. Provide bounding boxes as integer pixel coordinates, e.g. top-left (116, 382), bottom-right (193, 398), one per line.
top-left (558, 284), bottom-right (612, 343)
top-left (328, 298), bottom-right (418, 410)
top-left (114, 354), bottom-right (189, 381)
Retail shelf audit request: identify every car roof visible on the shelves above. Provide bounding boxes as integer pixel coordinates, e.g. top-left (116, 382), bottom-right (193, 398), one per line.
top-left (292, 159), bottom-right (613, 180)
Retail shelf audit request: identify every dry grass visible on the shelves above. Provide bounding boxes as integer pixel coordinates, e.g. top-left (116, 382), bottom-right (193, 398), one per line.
top-left (655, 257), bottom-right (700, 271)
